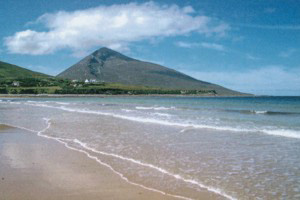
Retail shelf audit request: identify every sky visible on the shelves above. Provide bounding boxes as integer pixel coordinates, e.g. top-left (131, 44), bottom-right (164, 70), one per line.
top-left (0, 0), bottom-right (299, 95)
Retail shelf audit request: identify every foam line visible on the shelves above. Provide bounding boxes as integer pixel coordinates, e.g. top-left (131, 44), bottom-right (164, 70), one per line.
top-left (1, 120), bottom-right (192, 200)
top-left (23, 102), bottom-right (253, 133)
top-left (72, 139), bottom-right (236, 200)
top-left (23, 102), bottom-right (300, 139)
top-left (180, 127), bottom-right (195, 133)
top-left (1, 118), bottom-right (236, 199)
top-left (136, 106), bottom-right (176, 110)
top-left (38, 119), bottom-right (193, 200)
top-left (60, 142), bottom-right (193, 200)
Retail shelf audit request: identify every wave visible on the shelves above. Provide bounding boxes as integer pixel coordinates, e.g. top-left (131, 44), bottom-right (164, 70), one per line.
top-left (0, 99), bottom-right (11, 102)
top-left (262, 129), bottom-right (300, 139)
top-left (97, 103), bottom-right (120, 107)
top-left (225, 109), bottom-right (300, 115)
top-left (9, 102), bottom-right (21, 105)
top-left (55, 106), bottom-right (254, 133)
top-left (62, 140), bottom-right (193, 200)
top-left (263, 111), bottom-right (300, 115)
top-left (72, 139), bottom-right (236, 200)
top-left (55, 106), bottom-right (300, 138)
top-left (121, 109), bottom-right (135, 112)
top-left (136, 106), bottom-right (176, 110)
top-left (16, 102), bottom-right (300, 139)
top-left (151, 112), bottom-right (173, 117)
top-left (2, 118), bottom-right (235, 200)
top-left (55, 102), bottom-right (71, 105)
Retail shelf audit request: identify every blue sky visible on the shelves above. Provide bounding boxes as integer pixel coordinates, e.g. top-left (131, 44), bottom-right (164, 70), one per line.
top-left (0, 0), bottom-right (299, 95)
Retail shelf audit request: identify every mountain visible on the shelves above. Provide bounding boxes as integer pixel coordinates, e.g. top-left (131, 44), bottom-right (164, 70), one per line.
top-left (57, 47), bottom-right (243, 95)
top-left (0, 61), bottom-right (50, 80)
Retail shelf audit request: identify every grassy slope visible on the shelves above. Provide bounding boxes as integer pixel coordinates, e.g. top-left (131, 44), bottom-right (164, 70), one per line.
top-left (0, 83), bottom-right (218, 95)
top-left (0, 61), bottom-right (50, 79)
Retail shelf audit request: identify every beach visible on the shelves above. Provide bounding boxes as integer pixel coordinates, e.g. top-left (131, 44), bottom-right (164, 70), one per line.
top-left (0, 127), bottom-right (186, 200)
top-left (0, 96), bottom-right (299, 200)
top-left (0, 126), bottom-right (218, 200)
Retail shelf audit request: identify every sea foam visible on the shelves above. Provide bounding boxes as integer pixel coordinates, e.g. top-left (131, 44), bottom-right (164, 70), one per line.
top-left (22, 102), bottom-right (300, 139)
top-left (72, 138), bottom-right (236, 200)
top-left (2, 118), bottom-right (236, 200)
top-left (136, 106), bottom-right (176, 110)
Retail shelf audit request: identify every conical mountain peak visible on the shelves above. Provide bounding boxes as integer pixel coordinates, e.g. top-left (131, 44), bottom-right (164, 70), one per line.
top-left (57, 47), bottom-right (241, 95)
top-left (93, 47), bottom-right (117, 55)
top-left (91, 47), bottom-right (134, 62)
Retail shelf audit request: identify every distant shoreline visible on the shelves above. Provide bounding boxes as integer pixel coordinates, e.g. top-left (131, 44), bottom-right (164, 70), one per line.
top-left (0, 94), bottom-right (255, 98)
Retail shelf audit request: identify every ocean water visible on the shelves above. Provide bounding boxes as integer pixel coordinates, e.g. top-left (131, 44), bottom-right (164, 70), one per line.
top-left (0, 96), bottom-right (300, 199)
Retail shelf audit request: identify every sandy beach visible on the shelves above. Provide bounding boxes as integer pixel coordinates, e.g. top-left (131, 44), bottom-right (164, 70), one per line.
top-left (0, 126), bottom-right (183, 200)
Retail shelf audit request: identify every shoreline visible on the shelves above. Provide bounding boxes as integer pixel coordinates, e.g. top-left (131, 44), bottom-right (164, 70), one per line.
top-left (0, 127), bottom-right (180, 200)
top-left (0, 126), bottom-right (219, 200)
top-left (0, 93), bottom-right (255, 98)
top-left (0, 96), bottom-right (299, 199)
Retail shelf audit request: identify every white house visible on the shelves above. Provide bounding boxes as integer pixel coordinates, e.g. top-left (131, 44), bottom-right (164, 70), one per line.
top-left (84, 79), bottom-right (90, 83)
top-left (12, 81), bottom-right (20, 87)
top-left (90, 79), bottom-right (97, 83)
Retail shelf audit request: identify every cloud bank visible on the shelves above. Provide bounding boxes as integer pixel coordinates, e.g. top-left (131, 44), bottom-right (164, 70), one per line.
top-left (181, 66), bottom-right (300, 95)
top-left (4, 2), bottom-right (229, 55)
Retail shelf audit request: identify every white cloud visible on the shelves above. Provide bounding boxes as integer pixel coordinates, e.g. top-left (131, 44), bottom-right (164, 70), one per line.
top-left (182, 6), bottom-right (195, 14)
top-left (175, 41), bottom-right (199, 48)
top-left (181, 66), bottom-right (300, 95)
top-left (4, 2), bottom-right (229, 55)
top-left (279, 49), bottom-right (296, 58)
top-left (200, 42), bottom-right (225, 51)
top-left (175, 41), bottom-right (225, 51)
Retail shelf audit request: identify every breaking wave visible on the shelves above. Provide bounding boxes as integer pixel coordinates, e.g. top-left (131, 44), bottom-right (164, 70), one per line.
top-left (22, 102), bottom-right (300, 139)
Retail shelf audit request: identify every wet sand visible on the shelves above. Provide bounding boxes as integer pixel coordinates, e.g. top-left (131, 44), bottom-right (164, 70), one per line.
top-left (0, 127), bottom-right (182, 200)
top-left (0, 124), bottom-right (12, 131)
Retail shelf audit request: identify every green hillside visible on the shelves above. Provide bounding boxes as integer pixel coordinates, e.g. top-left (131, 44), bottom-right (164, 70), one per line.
top-left (0, 61), bottom-right (50, 80)
top-left (0, 60), bottom-right (218, 95)
top-left (0, 57), bottom-right (249, 96)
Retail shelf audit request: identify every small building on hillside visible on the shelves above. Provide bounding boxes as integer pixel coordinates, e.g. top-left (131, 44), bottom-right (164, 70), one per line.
top-left (84, 79), bottom-right (98, 84)
top-left (12, 81), bottom-right (20, 87)
top-left (90, 79), bottom-right (97, 83)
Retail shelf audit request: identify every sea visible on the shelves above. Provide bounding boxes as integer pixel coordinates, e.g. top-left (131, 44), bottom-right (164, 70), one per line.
top-left (0, 96), bottom-right (299, 199)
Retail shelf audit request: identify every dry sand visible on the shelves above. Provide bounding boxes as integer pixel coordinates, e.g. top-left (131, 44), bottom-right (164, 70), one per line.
top-left (0, 127), bottom-right (179, 200)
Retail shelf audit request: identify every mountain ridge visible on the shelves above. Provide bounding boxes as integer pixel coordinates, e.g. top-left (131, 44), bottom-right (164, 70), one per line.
top-left (57, 47), bottom-right (243, 95)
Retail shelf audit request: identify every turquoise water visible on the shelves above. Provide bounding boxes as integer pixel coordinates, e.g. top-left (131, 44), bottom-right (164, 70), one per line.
top-left (0, 96), bottom-right (300, 199)
top-left (10, 96), bottom-right (299, 138)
